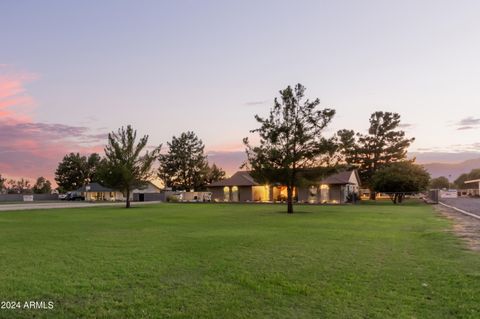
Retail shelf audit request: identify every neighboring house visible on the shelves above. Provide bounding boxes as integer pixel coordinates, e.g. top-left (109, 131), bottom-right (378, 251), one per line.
top-left (76, 181), bottom-right (162, 201)
top-left (462, 179), bottom-right (480, 197)
top-left (132, 181), bottom-right (163, 201)
top-left (207, 170), bottom-right (361, 204)
top-left (75, 183), bottom-right (125, 201)
top-left (132, 181), bottom-right (162, 195)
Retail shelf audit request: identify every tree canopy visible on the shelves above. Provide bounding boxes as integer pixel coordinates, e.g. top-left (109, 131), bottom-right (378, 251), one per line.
top-left (97, 125), bottom-right (161, 208)
top-left (204, 163), bottom-right (226, 185)
top-left (371, 161), bottom-right (430, 204)
top-left (429, 176), bottom-right (450, 190)
top-left (55, 153), bottom-right (102, 192)
top-left (337, 111), bottom-right (414, 199)
top-left (454, 169), bottom-right (480, 189)
top-left (6, 178), bottom-right (32, 194)
top-left (244, 83), bottom-right (336, 214)
top-left (158, 131), bottom-right (210, 191)
top-left (33, 176), bottom-right (52, 194)
top-left (0, 174), bottom-right (5, 194)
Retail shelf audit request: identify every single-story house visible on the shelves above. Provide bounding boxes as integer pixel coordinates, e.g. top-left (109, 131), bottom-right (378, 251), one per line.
top-left (75, 183), bottom-right (125, 201)
top-left (132, 181), bottom-right (163, 201)
top-left (76, 181), bottom-right (162, 201)
top-left (207, 170), bottom-right (360, 204)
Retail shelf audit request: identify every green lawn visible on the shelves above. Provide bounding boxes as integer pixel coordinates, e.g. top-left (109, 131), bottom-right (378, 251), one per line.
top-left (0, 202), bottom-right (479, 318)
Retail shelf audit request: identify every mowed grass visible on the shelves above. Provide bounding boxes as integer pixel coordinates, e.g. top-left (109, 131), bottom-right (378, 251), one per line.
top-left (0, 202), bottom-right (479, 318)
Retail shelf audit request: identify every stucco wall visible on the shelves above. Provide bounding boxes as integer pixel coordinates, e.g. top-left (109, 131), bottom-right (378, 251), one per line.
top-left (238, 186), bottom-right (252, 202)
top-left (297, 187), bottom-right (310, 203)
top-left (328, 185), bottom-right (343, 203)
top-left (208, 187), bottom-right (225, 202)
top-left (0, 194), bottom-right (59, 202)
top-left (296, 185), bottom-right (348, 204)
top-left (133, 193), bottom-right (166, 202)
top-left (209, 184), bottom-right (350, 204)
top-left (85, 191), bottom-right (124, 201)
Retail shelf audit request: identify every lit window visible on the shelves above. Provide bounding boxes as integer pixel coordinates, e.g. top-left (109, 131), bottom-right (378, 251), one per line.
top-left (223, 186), bottom-right (229, 201)
top-left (231, 186), bottom-right (239, 202)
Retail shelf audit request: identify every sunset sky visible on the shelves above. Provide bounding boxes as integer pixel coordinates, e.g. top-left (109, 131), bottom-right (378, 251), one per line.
top-left (1, 0), bottom-right (480, 182)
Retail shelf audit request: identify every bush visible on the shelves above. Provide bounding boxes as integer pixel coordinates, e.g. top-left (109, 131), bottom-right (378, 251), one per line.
top-left (167, 195), bottom-right (179, 203)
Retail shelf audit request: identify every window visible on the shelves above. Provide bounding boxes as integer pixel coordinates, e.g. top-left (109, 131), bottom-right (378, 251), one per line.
top-left (252, 186), bottom-right (269, 202)
top-left (223, 186), bottom-right (230, 202)
top-left (231, 186), bottom-right (239, 202)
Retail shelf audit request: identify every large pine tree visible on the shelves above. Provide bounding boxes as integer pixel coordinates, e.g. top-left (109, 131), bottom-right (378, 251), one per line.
top-left (98, 125), bottom-right (161, 208)
top-left (337, 111), bottom-right (414, 199)
top-left (158, 131), bottom-right (209, 191)
top-left (244, 83), bottom-right (336, 214)
top-left (55, 153), bottom-right (102, 192)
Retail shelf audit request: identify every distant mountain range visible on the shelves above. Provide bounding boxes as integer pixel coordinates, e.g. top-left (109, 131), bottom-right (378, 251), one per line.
top-left (422, 158), bottom-right (480, 181)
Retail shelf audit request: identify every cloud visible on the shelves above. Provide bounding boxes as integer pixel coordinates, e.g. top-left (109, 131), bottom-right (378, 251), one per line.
top-left (410, 142), bottom-right (480, 164)
top-left (0, 66), bottom-right (107, 182)
top-left (0, 119), bottom-right (107, 181)
top-left (458, 116), bottom-right (480, 126)
top-left (413, 142), bottom-right (480, 153)
top-left (408, 151), bottom-right (480, 164)
top-left (206, 150), bottom-right (246, 175)
top-left (245, 100), bottom-right (269, 106)
top-left (454, 116), bottom-right (480, 130)
top-left (0, 65), bottom-right (37, 121)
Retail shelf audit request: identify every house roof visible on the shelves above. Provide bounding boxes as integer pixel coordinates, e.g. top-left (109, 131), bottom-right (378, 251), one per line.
top-left (75, 182), bottom-right (115, 193)
top-left (208, 171), bottom-right (260, 187)
top-left (148, 181), bottom-right (162, 191)
top-left (320, 170), bottom-right (358, 185)
top-left (208, 169), bottom-right (360, 187)
top-left (133, 181), bottom-right (162, 192)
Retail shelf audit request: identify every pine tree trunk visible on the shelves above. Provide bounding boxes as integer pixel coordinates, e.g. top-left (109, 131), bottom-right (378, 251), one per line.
top-left (126, 189), bottom-right (131, 208)
top-left (287, 186), bottom-right (293, 214)
top-left (370, 191), bottom-right (376, 200)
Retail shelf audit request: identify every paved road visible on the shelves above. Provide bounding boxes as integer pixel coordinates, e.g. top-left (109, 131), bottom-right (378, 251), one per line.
top-left (440, 198), bottom-right (480, 218)
top-left (0, 201), bottom-right (162, 212)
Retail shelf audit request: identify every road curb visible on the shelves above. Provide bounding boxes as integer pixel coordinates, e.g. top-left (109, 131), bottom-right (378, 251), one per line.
top-left (439, 202), bottom-right (480, 220)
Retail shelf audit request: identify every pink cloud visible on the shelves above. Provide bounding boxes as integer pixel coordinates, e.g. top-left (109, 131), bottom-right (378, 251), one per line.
top-left (205, 136), bottom-right (260, 175)
top-left (0, 120), bottom-right (107, 183)
top-left (0, 66), bottom-right (37, 122)
top-left (0, 66), bottom-right (107, 184)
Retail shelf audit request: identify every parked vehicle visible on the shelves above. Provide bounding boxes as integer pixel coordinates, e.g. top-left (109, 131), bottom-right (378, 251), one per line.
top-left (58, 194), bottom-right (68, 200)
top-left (65, 192), bottom-right (85, 201)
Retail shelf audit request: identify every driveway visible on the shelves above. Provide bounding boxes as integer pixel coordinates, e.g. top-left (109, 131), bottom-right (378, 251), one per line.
top-left (0, 201), bottom-right (162, 212)
top-left (440, 198), bottom-right (480, 219)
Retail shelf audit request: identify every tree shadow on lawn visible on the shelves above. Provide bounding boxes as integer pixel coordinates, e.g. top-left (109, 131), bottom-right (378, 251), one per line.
top-left (359, 199), bottom-right (423, 207)
top-left (266, 203), bottom-right (361, 215)
top-left (270, 209), bottom-right (315, 215)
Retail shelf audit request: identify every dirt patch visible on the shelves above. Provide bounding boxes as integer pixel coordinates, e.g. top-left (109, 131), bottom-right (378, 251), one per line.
top-left (434, 204), bottom-right (480, 252)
